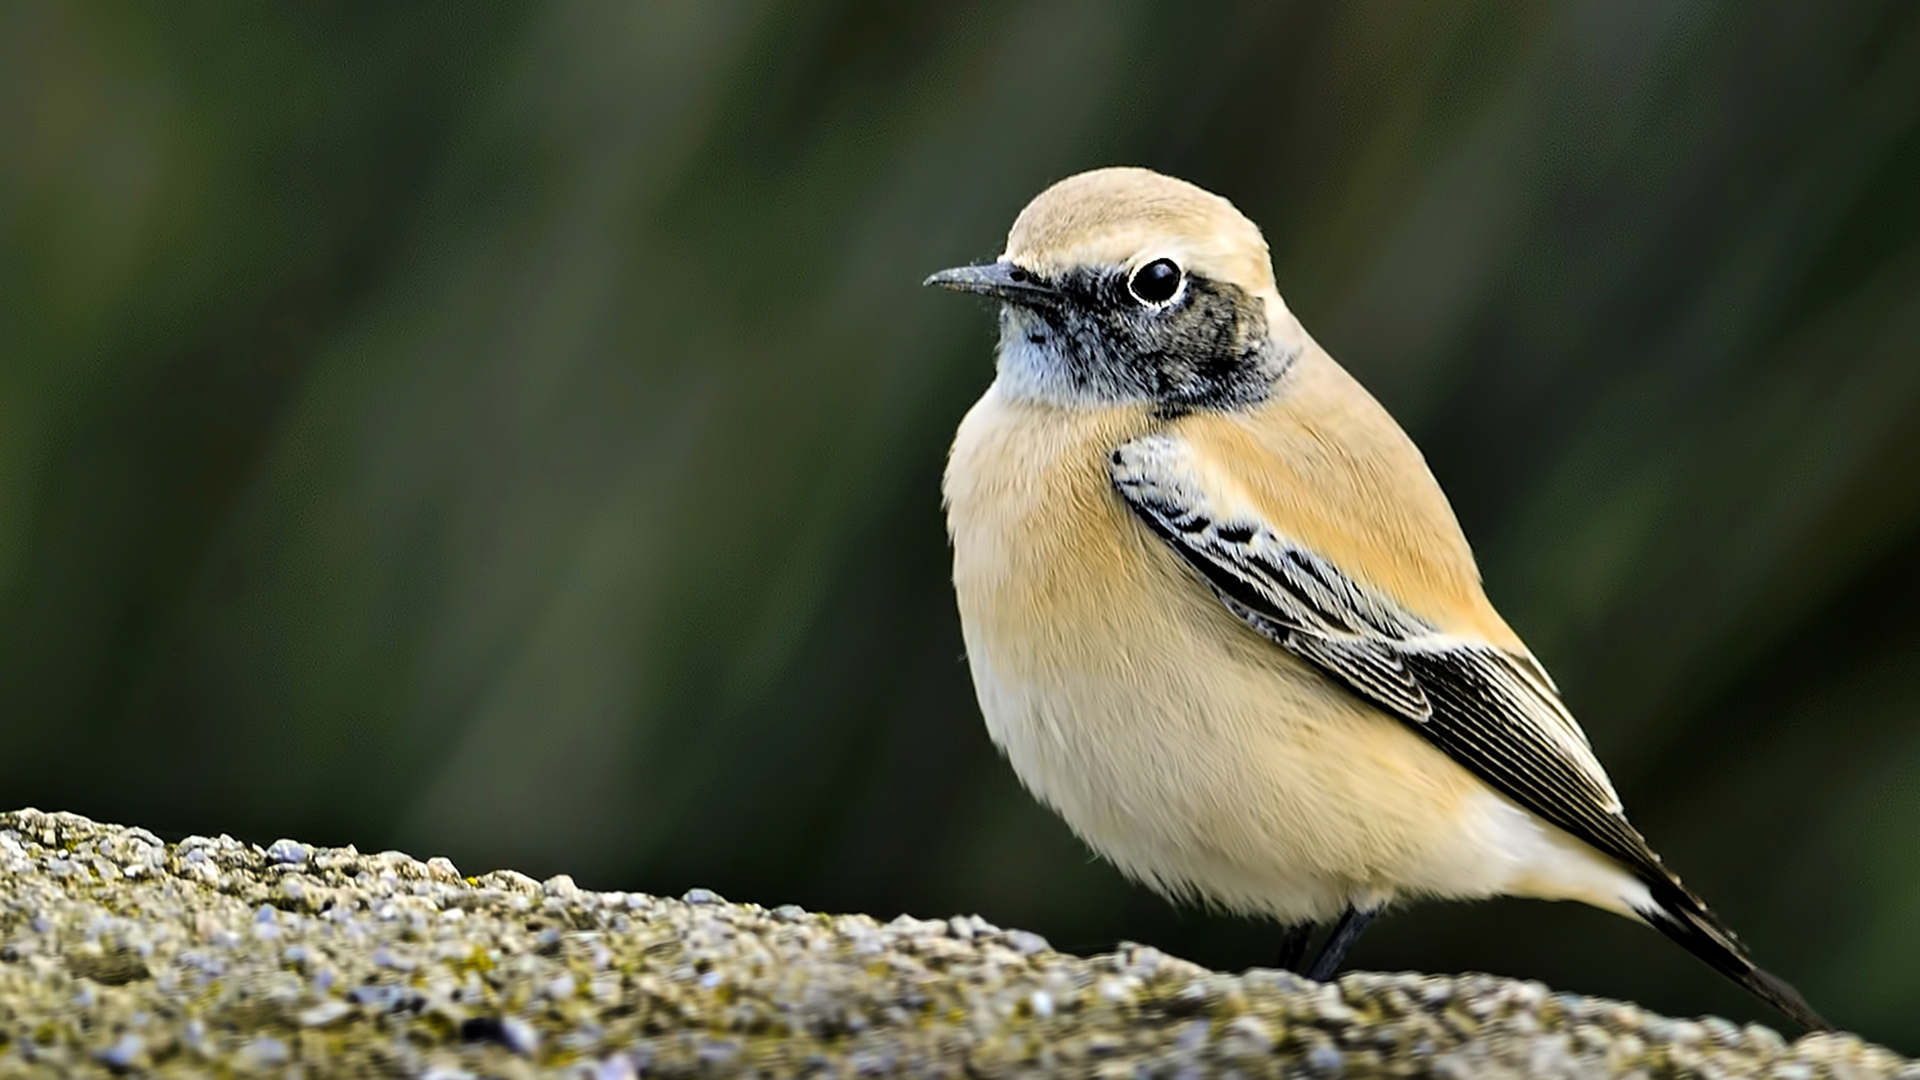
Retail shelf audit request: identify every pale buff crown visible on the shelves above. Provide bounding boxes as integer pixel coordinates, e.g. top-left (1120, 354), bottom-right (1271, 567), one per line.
top-left (1001, 167), bottom-right (1278, 298)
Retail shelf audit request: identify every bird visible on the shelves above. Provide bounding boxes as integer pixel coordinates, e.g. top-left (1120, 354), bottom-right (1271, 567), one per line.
top-left (927, 165), bottom-right (1828, 1030)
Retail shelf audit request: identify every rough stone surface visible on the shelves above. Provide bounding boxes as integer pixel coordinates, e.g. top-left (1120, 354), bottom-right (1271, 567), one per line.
top-left (0, 809), bottom-right (1911, 1079)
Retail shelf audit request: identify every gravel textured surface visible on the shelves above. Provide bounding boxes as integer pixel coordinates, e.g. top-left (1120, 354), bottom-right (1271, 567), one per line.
top-left (0, 809), bottom-right (1911, 1079)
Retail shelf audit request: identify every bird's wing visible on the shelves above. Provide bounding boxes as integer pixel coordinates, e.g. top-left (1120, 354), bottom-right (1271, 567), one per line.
top-left (1108, 432), bottom-right (1663, 880)
top-left (1108, 431), bottom-right (1843, 1031)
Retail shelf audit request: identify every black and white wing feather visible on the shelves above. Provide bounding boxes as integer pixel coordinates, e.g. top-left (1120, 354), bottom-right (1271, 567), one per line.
top-left (1107, 432), bottom-right (1834, 1031)
top-left (1107, 436), bottom-right (1655, 900)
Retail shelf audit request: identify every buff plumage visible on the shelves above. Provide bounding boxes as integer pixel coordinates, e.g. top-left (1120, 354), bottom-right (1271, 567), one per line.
top-left (931, 166), bottom-right (1826, 1029)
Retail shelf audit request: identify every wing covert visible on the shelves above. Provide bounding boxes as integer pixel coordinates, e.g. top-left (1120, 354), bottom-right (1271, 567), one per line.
top-left (1109, 433), bottom-right (1658, 875)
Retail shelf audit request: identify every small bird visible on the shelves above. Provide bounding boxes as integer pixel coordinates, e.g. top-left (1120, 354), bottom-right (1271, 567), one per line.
top-left (928, 166), bottom-right (1827, 1029)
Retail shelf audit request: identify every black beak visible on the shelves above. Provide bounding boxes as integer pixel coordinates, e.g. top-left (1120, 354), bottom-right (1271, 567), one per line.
top-left (923, 261), bottom-right (1061, 308)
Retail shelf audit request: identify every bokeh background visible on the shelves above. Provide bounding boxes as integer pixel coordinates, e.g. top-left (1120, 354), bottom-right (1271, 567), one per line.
top-left (4, 0), bottom-right (1919, 1048)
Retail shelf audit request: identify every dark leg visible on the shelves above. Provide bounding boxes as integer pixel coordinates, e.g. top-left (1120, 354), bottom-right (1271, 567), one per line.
top-left (1305, 906), bottom-right (1379, 982)
top-left (1275, 923), bottom-right (1314, 972)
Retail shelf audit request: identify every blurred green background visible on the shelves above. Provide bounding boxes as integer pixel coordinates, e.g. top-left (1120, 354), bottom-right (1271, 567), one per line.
top-left (4, 0), bottom-right (1919, 1048)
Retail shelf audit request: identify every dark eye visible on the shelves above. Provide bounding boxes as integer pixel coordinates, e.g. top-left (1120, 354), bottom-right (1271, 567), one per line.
top-left (1128, 259), bottom-right (1182, 305)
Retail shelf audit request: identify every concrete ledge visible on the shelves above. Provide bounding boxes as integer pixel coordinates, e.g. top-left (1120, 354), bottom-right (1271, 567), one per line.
top-left (0, 809), bottom-right (1909, 1078)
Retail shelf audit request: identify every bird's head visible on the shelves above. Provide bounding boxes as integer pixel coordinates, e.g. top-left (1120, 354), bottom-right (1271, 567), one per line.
top-left (926, 167), bottom-right (1300, 412)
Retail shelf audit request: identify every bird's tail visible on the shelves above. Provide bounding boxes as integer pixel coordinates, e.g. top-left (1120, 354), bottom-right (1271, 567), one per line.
top-left (1636, 878), bottom-right (1830, 1031)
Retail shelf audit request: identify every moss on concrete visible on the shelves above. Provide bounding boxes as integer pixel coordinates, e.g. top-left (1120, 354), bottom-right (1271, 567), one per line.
top-left (0, 809), bottom-right (1911, 1078)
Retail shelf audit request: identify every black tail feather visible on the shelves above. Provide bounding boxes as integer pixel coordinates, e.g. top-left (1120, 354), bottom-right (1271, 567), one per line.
top-left (1638, 880), bottom-right (1830, 1032)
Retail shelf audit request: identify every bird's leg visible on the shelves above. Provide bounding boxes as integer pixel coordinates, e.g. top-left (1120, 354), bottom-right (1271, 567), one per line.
top-left (1275, 923), bottom-right (1314, 972)
top-left (1305, 906), bottom-right (1379, 981)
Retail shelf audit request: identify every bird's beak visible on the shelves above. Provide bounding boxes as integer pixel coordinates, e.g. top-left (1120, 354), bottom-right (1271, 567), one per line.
top-left (923, 262), bottom-right (1061, 308)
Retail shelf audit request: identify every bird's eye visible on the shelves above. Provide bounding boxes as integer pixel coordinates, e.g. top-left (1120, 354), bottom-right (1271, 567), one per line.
top-left (1128, 259), bottom-right (1183, 305)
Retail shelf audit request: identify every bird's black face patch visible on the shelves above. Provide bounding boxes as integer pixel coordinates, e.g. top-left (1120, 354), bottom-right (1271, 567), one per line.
top-left (993, 266), bottom-right (1289, 412)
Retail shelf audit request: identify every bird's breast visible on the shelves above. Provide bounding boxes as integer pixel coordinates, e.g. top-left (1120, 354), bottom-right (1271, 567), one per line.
top-left (943, 389), bottom-right (1233, 711)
